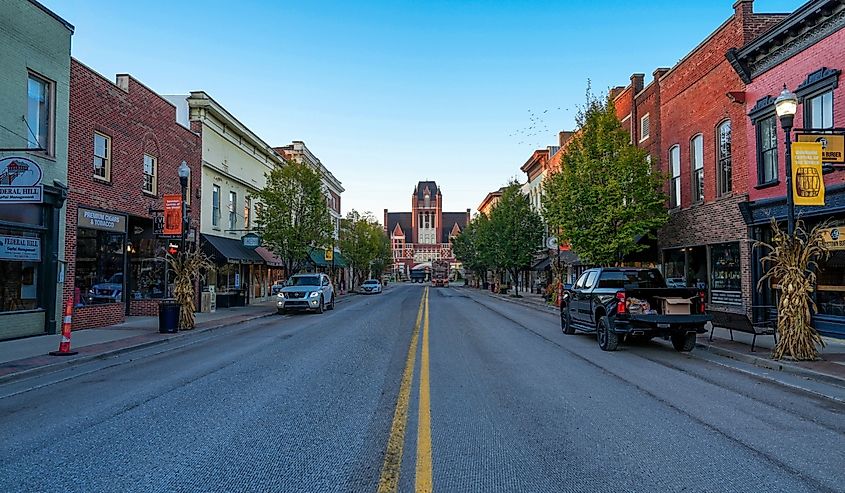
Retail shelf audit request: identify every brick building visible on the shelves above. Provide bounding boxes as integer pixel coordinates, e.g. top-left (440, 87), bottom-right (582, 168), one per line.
top-left (385, 181), bottom-right (470, 279)
top-left (64, 59), bottom-right (201, 329)
top-left (728, 0), bottom-right (845, 337)
top-left (653, 0), bottom-right (786, 315)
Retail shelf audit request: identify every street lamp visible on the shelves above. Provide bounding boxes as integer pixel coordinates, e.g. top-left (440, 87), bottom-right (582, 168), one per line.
top-left (775, 85), bottom-right (799, 235)
top-left (178, 161), bottom-right (190, 252)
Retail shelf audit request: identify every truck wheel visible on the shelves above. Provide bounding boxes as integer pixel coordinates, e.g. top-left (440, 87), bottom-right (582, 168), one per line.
top-left (561, 306), bottom-right (575, 335)
top-left (597, 317), bottom-right (618, 351)
top-left (672, 333), bottom-right (696, 352)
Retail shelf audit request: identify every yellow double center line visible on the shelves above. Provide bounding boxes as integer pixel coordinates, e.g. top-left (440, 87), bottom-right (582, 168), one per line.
top-left (378, 287), bottom-right (434, 493)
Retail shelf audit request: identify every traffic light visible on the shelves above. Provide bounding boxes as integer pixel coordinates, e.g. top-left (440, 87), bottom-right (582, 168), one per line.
top-left (167, 242), bottom-right (179, 255)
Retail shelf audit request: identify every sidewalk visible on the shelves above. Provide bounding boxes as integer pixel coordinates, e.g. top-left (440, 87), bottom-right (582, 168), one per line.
top-left (465, 285), bottom-right (845, 387)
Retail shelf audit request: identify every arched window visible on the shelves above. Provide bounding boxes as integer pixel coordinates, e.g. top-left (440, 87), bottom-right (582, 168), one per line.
top-left (717, 121), bottom-right (732, 196)
top-left (669, 145), bottom-right (681, 208)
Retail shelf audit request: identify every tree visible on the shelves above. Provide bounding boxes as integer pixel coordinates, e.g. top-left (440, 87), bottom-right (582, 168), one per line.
top-left (543, 90), bottom-right (668, 266)
top-left (488, 183), bottom-right (544, 296)
top-left (340, 210), bottom-right (391, 288)
top-left (254, 159), bottom-right (333, 276)
top-left (453, 213), bottom-right (494, 287)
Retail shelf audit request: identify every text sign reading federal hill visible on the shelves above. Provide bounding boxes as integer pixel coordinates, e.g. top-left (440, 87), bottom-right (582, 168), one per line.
top-left (0, 156), bottom-right (43, 203)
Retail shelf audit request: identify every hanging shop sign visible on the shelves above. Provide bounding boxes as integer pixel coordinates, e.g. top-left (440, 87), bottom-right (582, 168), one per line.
top-left (163, 194), bottom-right (183, 236)
top-left (324, 249), bottom-right (334, 261)
top-left (241, 232), bottom-right (262, 249)
top-left (792, 142), bottom-right (825, 207)
top-left (0, 235), bottom-right (41, 261)
top-left (0, 156), bottom-right (43, 203)
top-left (77, 207), bottom-right (127, 233)
top-left (797, 134), bottom-right (844, 164)
top-left (820, 227), bottom-right (845, 251)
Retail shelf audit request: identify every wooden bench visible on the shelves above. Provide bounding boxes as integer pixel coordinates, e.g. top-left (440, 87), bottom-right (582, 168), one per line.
top-left (707, 306), bottom-right (777, 352)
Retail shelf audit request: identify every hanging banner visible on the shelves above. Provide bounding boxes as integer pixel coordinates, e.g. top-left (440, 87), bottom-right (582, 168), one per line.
top-left (163, 194), bottom-right (183, 236)
top-left (792, 142), bottom-right (825, 206)
top-left (797, 134), bottom-right (845, 163)
top-left (0, 156), bottom-right (43, 203)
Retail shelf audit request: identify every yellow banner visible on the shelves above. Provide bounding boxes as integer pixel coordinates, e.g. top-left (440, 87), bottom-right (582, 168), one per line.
top-left (792, 142), bottom-right (825, 206)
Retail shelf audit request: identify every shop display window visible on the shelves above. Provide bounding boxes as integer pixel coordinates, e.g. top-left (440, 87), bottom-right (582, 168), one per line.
top-left (74, 228), bottom-right (125, 305)
top-left (711, 243), bottom-right (741, 292)
top-left (816, 250), bottom-right (845, 317)
top-left (0, 228), bottom-right (40, 313)
top-left (129, 238), bottom-right (167, 299)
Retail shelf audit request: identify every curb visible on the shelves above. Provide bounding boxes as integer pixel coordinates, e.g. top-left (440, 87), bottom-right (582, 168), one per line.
top-left (695, 342), bottom-right (845, 388)
top-left (0, 310), bottom-right (276, 386)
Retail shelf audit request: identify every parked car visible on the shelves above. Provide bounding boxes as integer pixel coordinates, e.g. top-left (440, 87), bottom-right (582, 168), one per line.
top-left (360, 279), bottom-right (383, 294)
top-left (88, 273), bottom-right (123, 304)
top-left (277, 273), bottom-right (334, 314)
top-left (560, 267), bottom-right (711, 352)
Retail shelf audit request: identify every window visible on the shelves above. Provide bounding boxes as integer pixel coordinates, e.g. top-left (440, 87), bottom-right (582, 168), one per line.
top-left (717, 121), bottom-right (732, 196)
top-left (93, 132), bottom-right (111, 181)
top-left (669, 145), bottom-right (681, 208)
top-left (74, 228), bottom-right (125, 305)
top-left (584, 271), bottom-right (598, 289)
top-left (690, 134), bottom-right (704, 202)
top-left (0, 229), bottom-right (40, 313)
top-left (229, 191), bottom-right (237, 231)
top-left (757, 116), bottom-right (778, 185)
top-left (212, 185), bottom-right (221, 227)
top-left (27, 73), bottom-right (53, 154)
top-left (805, 91), bottom-right (833, 129)
top-left (639, 114), bottom-right (650, 142)
top-left (244, 197), bottom-right (251, 229)
top-left (710, 242), bottom-right (741, 294)
top-left (142, 154), bottom-right (157, 195)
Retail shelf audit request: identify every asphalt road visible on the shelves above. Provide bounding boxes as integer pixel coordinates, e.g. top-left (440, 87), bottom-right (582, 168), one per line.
top-left (0, 284), bottom-right (843, 492)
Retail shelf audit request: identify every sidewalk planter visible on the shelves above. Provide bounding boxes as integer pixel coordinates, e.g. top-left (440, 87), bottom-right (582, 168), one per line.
top-left (158, 301), bottom-right (180, 333)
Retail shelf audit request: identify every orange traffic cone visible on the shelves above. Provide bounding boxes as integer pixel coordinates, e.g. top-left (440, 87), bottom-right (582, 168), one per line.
top-left (50, 300), bottom-right (78, 356)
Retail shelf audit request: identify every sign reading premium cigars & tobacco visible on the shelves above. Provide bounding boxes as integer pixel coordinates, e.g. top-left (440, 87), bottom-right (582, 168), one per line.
top-left (77, 207), bottom-right (127, 233)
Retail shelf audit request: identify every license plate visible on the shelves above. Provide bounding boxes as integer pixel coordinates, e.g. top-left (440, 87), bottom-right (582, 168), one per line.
top-left (657, 323), bottom-right (670, 329)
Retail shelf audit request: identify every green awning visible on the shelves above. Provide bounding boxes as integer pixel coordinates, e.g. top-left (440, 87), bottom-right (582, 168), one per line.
top-left (307, 248), bottom-right (347, 268)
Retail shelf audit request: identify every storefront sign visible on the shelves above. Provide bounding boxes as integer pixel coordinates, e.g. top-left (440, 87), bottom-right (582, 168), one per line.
top-left (163, 194), bottom-right (183, 236)
top-left (0, 235), bottom-right (41, 261)
top-left (820, 227), bottom-right (845, 251)
top-left (325, 249), bottom-right (334, 261)
top-left (711, 290), bottom-right (742, 306)
top-left (791, 142), bottom-right (825, 206)
top-left (242, 233), bottom-right (262, 249)
top-left (77, 207), bottom-right (127, 233)
top-left (798, 134), bottom-right (845, 163)
top-left (0, 156), bottom-right (43, 203)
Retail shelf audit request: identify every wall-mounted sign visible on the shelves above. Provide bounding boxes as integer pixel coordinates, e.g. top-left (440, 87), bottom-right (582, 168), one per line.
top-left (820, 227), bottom-right (845, 251)
top-left (798, 133), bottom-right (844, 163)
top-left (792, 142), bottom-right (825, 206)
top-left (0, 156), bottom-right (43, 203)
top-left (163, 194), bottom-right (183, 236)
top-left (0, 235), bottom-right (41, 261)
top-left (77, 207), bottom-right (127, 233)
top-left (242, 232), bottom-right (262, 249)
top-left (710, 290), bottom-right (742, 306)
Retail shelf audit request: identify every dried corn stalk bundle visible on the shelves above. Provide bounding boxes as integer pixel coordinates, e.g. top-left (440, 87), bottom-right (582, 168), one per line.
top-left (756, 219), bottom-right (829, 360)
top-left (166, 248), bottom-right (212, 330)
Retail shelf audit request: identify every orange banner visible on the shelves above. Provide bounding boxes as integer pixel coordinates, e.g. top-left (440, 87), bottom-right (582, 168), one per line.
top-left (163, 194), bottom-right (183, 236)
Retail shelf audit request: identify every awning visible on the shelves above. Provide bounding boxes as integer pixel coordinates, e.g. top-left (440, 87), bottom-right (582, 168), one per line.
top-left (307, 248), bottom-right (347, 268)
top-left (256, 247), bottom-right (284, 267)
top-left (201, 234), bottom-right (265, 264)
top-left (531, 250), bottom-right (582, 270)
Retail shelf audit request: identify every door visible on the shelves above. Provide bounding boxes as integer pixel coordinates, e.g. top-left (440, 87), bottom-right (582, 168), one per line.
top-left (569, 270), bottom-right (592, 323)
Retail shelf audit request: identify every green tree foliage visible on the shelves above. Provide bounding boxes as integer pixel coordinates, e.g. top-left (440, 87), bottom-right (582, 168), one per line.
top-left (543, 91), bottom-right (668, 266)
top-left (340, 210), bottom-right (392, 288)
top-left (254, 159), bottom-right (332, 275)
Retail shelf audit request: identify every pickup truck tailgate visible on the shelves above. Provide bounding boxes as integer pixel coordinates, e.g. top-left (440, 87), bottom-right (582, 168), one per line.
top-left (628, 314), bottom-right (712, 326)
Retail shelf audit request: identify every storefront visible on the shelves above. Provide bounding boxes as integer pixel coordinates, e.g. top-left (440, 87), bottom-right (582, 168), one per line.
top-left (201, 234), bottom-right (265, 309)
top-left (662, 242), bottom-right (744, 308)
top-left (126, 216), bottom-right (171, 315)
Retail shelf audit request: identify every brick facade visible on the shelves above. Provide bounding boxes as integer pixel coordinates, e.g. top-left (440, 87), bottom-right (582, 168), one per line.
top-left (65, 59), bottom-right (201, 329)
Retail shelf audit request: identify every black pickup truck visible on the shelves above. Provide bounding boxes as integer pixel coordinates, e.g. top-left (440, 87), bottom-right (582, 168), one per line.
top-left (560, 267), bottom-right (711, 352)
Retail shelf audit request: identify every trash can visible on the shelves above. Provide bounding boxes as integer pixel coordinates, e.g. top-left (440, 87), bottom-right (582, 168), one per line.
top-left (159, 300), bottom-right (180, 333)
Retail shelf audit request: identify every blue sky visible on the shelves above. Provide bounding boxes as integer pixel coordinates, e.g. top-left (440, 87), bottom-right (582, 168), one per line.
top-left (49, 0), bottom-right (803, 218)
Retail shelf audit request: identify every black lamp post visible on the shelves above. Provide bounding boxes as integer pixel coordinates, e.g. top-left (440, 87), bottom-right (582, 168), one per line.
top-left (775, 85), bottom-right (799, 235)
top-left (178, 161), bottom-right (190, 252)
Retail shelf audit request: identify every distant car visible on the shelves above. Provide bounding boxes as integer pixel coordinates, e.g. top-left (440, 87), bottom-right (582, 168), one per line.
top-left (270, 280), bottom-right (286, 295)
top-left (666, 277), bottom-right (686, 288)
top-left (277, 273), bottom-right (334, 314)
top-left (88, 273), bottom-right (123, 304)
top-left (360, 279), bottom-right (383, 294)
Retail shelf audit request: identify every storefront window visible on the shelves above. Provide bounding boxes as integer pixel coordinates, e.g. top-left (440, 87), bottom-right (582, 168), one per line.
top-left (816, 250), bottom-right (845, 317)
top-left (75, 228), bottom-right (125, 305)
top-left (0, 229), bottom-right (41, 313)
top-left (710, 242), bottom-right (742, 305)
top-left (129, 238), bottom-right (166, 300)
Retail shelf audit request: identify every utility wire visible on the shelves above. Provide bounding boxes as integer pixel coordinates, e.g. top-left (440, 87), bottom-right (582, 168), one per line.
top-left (0, 120), bottom-right (36, 147)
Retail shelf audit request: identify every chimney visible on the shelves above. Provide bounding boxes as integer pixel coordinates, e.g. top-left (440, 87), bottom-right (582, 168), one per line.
top-left (653, 67), bottom-right (670, 81)
top-left (466, 208), bottom-right (471, 224)
top-left (383, 208), bottom-right (388, 232)
top-left (631, 73), bottom-right (645, 94)
top-left (609, 86), bottom-right (626, 100)
top-left (559, 131), bottom-right (575, 147)
top-left (733, 0), bottom-right (753, 23)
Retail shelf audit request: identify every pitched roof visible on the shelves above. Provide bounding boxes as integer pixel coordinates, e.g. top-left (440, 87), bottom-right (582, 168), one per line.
top-left (415, 181), bottom-right (439, 200)
top-left (387, 212), bottom-right (412, 239)
top-left (441, 212), bottom-right (468, 240)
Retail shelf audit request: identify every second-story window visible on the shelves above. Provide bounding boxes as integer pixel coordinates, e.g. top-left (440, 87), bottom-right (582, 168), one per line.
top-left (805, 90), bottom-right (833, 129)
top-left (757, 115), bottom-right (778, 185)
top-left (717, 121), bottom-right (732, 196)
top-left (212, 185), bottom-right (221, 227)
top-left (142, 154), bottom-right (157, 195)
top-left (27, 72), bottom-right (54, 155)
top-left (691, 134), bottom-right (704, 203)
top-left (229, 191), bottom-right (237, 231)
top-left (640, 114), bottom-right (650, 142)
top-left (669, 145), bottom-right (681, 208)
top-left (93, 132), bottom-right (111, 181)
top-left (244, 197), bottom-right (251, 229)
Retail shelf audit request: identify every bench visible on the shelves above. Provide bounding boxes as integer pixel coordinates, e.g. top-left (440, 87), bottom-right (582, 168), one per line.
top-left (707, 306), bottom-right (777, 352)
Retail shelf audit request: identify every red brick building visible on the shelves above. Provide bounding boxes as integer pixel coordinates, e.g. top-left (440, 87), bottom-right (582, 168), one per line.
top-left (728, 0), bottom-right (845, 337)
top-left (64, 59), bottom-right (201, 329)
top-left (653, 0), bottom-right (786, 314)
top-left (385, 181), bottom-right (470, 279)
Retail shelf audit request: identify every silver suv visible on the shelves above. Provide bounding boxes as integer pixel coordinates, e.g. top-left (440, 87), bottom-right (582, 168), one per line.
top-left (277, 273), bottom-right (335, 314)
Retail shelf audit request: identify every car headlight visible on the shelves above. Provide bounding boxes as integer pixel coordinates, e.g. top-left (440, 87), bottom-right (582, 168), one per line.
top-left (277, 292), bottom-right (285, 298)
top-left (308, 291), bottom-right (320, 298)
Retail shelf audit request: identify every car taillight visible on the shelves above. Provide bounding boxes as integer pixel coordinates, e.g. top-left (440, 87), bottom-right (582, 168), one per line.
top-left (698, 291), bottom-right (706, 314)
top-left (616, 291), bottom-right (626, 315)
